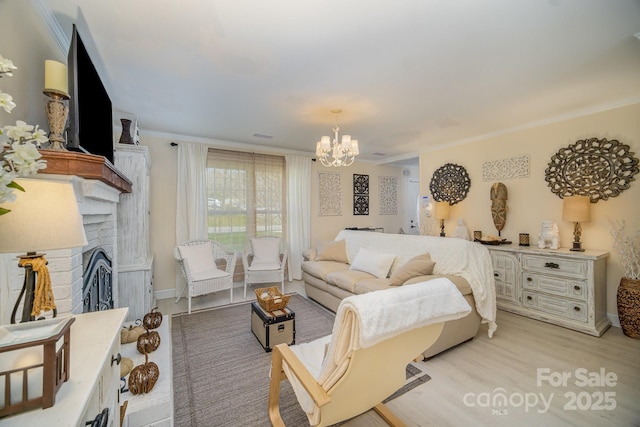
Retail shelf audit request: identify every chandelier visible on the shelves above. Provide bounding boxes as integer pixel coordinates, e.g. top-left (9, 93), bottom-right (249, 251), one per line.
top-left (315, 109), bottom-right (359, 167)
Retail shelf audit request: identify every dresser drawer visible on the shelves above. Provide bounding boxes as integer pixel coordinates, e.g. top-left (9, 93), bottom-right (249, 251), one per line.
top-left (522, 273), bottom-right (587, 301)
top-left (522, 291), bottom-right (588, 322)
top-left (521, 254), bottom-right (588, 279)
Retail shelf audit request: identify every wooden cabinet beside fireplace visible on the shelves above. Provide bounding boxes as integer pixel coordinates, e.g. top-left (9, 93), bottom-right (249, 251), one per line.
top-left (488, 245), bottom-right (610, 336)
top-left (115, 143), bottom-right (155, 321)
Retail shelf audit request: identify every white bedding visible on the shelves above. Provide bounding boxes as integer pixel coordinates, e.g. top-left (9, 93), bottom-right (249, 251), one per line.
top-left (335, 230), bottom-right (498, 337)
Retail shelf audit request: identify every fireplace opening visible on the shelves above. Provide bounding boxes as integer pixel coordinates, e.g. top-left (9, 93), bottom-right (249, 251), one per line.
top-left (82, 248), bottom-right (113, 312)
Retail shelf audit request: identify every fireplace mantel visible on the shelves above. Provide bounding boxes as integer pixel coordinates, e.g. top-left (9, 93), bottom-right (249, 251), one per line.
top-left (38, 149), bottom-right (132, 193)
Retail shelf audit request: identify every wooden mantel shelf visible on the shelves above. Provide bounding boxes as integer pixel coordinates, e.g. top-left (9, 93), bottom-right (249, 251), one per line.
top-left (38, 149), bottom-right (132, 193)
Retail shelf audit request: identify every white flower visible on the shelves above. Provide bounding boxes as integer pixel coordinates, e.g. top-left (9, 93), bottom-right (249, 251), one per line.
top-left (0, 54), bottom-right (47, 215)
top-left (5, 141), bottom-right (46, 171)
top-left (0, 91), bottom-right (16, 113)
top-left (0, 54), bottom-right (17, 76)
top-left (0, 169), bottom-right (18, 204)
top-left (3, 120), bottom-right (35, 141)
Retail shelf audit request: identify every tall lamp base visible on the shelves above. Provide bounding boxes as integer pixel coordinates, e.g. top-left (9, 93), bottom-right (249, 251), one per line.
top-left (570, 222), bottom-right (585, 252)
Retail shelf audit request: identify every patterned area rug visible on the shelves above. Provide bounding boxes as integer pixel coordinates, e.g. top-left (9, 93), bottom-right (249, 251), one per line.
top-left (172, 294), bottom-right (430, 426)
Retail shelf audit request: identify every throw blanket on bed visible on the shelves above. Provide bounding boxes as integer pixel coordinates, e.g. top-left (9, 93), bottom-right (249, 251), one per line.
top-left (335, 229), bottom-right (498, 337)
top-left (285, 278), bottom-right (471, 424)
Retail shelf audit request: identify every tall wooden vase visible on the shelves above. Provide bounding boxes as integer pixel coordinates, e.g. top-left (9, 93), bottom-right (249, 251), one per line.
top-left (617, 277), bottom-right (640, 339)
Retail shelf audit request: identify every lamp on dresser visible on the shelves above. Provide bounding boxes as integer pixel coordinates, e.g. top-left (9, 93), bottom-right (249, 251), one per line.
top-left (434, 201), bottom-right (450, 237)
top-left (562, 195), bottom-right (591, 252)
top-left (0, 178), bottom-right (87, 323)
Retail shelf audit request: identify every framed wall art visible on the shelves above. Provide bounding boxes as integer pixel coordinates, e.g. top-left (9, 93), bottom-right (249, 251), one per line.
top-left (318, 172), bottom-right (342, 216)
top-left (379, 176), bottom-right (398, 215)
top-left (429, 163), bottom-right (471, 205)
top-left (353, 174), bottom-right (369, 215)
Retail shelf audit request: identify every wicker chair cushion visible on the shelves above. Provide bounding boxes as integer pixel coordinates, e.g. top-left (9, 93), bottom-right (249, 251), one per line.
top-left (251, 237), bottom-right (281, 264)
top-left (190, 267), bottom-right (230, 281)
top-left (248, 261), bottom-right (281, 271)
top-left (178, 243), bottom-right (217, 273)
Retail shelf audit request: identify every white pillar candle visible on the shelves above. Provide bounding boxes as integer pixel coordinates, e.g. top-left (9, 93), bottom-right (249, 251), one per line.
top-left (44, 60), bottom-right (69, 96)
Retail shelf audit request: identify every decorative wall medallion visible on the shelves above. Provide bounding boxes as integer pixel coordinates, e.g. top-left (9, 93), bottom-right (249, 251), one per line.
top-left (429, 163), bottom-right (471, 205)
top-left (379, 176), bottom-right (398, 215)
top-left (318, 172), bottom-right (342, 216)
top-left (482, 155), bottom-right (530, 181)
top-left (353, 195), bottom-right (369, 215)
top-left (545, 138), bottom-right (639, 202)
top-left (353, 174), bottom-right (369, 215)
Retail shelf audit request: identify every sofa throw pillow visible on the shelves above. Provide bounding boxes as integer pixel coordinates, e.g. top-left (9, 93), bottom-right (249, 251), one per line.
top-left (389, 253), bottom-right (436, 286)
top-left (251, 237), bottom-right (281, 264)
top-left (349, 247), bottom-right (396, 279)
top-left (178, 243), bottom-right (217, 274)
top-left (316, 239), bottom-right (348, 263)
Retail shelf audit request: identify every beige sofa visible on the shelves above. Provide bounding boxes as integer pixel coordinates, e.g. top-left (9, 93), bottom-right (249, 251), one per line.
top-left (301, 230), bottom-right (497, 358)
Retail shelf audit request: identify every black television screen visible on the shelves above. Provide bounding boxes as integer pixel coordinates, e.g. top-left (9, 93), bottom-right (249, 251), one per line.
top-left (67, 24), bottom-right (114, 163)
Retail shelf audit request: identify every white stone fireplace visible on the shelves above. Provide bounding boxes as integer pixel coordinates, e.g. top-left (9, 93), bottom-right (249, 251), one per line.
top-left (0, 151), bottom-right (131, 324)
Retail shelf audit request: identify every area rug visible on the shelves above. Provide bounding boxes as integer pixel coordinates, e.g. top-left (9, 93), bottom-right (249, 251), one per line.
top-left (172, 294), bottom-right (430, 426)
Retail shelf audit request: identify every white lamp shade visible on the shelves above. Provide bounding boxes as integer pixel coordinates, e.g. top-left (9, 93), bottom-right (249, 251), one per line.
top-left (351, 140), bottom-right (359, 155)
top-left (434, 201), bottom-right (450, 220)
top-left (0, 179), bottom-right (87, 254)
top-left (562, 195), bottom-right (591, 223)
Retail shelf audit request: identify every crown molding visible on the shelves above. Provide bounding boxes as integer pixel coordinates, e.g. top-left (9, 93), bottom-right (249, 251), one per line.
top-left (31, 0), bottom-right (69, 55)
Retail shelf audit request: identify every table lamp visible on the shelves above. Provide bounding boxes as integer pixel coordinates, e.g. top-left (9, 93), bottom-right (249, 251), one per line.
top-left (0, 178), bottom-right (87, 323)
top-left (562, 195), bottom-right (591, 252)
top-left (434, 201), bottom-right (450, 237)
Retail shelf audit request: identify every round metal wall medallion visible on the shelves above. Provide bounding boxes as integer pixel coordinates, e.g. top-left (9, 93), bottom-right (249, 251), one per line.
top-left (429, 163), bottom-right (471, 205)
top-left (545, 138), bottom-right (639, 202)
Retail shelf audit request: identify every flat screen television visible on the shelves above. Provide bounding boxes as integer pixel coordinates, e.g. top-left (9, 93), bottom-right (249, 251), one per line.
top-left (67, 24), bottom-right (114, 163)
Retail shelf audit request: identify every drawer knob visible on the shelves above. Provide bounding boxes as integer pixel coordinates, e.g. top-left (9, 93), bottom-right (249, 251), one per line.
top-left (526, 295), bottom-right (533, 301)
top-left (574, 285), bottom-right (581, 291)
top-left (494, 273), bottom-right (499, 277)
top-left (544, 262), bottom-right (560, 269)
top-left (574, 306), bottom-right (581, 312)
top-left (111, 352), bottom-right (122, 366)
top-left (526, 277), bottom-right (533, 282)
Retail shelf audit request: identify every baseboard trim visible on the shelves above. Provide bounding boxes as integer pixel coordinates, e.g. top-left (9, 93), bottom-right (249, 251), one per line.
top-left (155, 289), bottom-right (176, 300)
top-left (607, 312), bottom-right (621, 328)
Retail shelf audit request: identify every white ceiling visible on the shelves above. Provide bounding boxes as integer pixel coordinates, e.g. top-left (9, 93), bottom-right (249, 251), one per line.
top-left (42, 0), bottom-right (640, 165)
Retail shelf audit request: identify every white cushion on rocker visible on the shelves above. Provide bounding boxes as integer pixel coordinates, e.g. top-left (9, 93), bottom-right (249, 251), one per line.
top-left (251, 238), bottom-right (281, 264)
top-left (190, 268), bottom-right (229, 281)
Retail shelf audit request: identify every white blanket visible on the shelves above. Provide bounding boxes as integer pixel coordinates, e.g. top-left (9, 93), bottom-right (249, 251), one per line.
top-left (335, 230), bottom-right (498, 337)
top-left (285, 278), bottom-right (471, 424)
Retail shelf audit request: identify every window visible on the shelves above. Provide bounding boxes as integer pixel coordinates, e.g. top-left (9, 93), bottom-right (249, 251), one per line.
top-left (206, 149), bottom-right (286, 251)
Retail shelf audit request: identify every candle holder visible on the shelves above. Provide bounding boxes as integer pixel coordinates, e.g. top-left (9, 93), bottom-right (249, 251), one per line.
top-left (519, 233), bottom-right (530, 246)
top-left (0, 317), bottom-right (75, 417)
top-left (473, 231), bottom-right (482, 241)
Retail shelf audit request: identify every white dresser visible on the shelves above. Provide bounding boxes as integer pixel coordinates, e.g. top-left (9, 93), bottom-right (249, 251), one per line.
top-left (2, 308), bottom-right (128, 426)
top-left (488, 245), bottom-right (610, 336)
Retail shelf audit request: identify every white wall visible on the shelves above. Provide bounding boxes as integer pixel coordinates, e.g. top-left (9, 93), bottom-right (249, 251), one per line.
top-left (420, 103), bottom-right (640, 317)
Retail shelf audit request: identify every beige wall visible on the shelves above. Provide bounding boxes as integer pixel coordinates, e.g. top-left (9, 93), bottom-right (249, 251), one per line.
top-left (143, 136), bottom-right (408, 296)
top-left (310, 161), bottom-right (407, 244)
top-left (420, 103), bottom-right (640, 317)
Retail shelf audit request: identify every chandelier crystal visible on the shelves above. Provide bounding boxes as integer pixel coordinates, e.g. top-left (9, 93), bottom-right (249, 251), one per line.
top-left (315, 109), bottom-right (359, 167)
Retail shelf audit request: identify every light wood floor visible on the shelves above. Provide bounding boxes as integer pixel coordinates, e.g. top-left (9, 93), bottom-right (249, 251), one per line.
top-left (158, 281), bottom-right (640, 426)
top-left (344, 309), bottom-right (640, 427)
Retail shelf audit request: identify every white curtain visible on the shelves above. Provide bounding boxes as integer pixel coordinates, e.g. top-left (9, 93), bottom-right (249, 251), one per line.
top-left (285, 155), bottom-right (311, 280)
top-left (176, 142), bottom-right (208, 293)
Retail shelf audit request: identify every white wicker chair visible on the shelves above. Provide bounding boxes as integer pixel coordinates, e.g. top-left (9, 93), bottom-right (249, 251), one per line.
top-left (242, 236), bottom-right (288, 298)
top-left (174, 240), bottom-right (237, 314)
